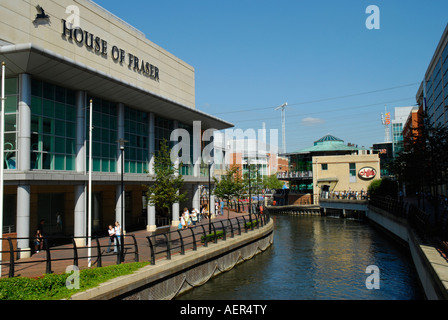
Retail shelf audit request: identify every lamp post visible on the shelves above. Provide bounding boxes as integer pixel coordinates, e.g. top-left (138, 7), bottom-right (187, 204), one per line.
top-left (256, 160), bottom-right (260, 210)
top-left (0, 62), bottom-right (5, 276)
top-left (248, 158), bottom-right (251, 214)
top-left (117, 138), bottom-right (127, 263)
top-left (87, 99), bottom-right (93, 267)
top-left (208, 159), bottom-right (212, 234)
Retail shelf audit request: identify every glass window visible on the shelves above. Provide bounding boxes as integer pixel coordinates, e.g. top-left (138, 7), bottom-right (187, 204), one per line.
top-left (3, 77), bottom-right (18, 170)
top-left (349, 163), bottom-right (356, 177)
top-left (125, 107), bottom-right (148, 173)
top-left (321, 163), bottom-right (328, 170)
top-left (86, 95), bottom-right (117, 172)
top-left (31, 78), bottom-right (76, 171)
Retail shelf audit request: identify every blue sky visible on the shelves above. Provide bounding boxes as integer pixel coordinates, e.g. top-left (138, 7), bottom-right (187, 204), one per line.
top-left (94, 0), bottom-right (447, 152)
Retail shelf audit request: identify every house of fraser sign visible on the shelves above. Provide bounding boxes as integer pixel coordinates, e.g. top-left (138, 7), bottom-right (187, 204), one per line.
top-left (61, 19), bottom-right (160, 81)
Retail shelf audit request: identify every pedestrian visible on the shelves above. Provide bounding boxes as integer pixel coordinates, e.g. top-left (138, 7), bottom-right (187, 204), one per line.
top-left (106, 225), bottom-right (116, 253)
top-left (201, 205), bottom-right (207, 219)
top-left (56, 213), bottom-right (62, 232)
top-left (37, 219), bottom-right (45, 249)
top-left (180, 212), bottom-right (187, 229)
top-left (34, 229), bottom-right (43, 253)
top-left (191, 208), bottom-right (198, 225)
top-left (114, 221), bottom-right (122, 251)
top-left (183, 207), bottom-right (190, 227)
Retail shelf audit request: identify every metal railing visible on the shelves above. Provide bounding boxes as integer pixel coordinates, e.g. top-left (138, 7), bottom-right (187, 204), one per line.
top-left (0, 212), bottom-right (270, 278)
top-left (368, 196), bottom-right (435, 240)
top-left (0, 234), bottom-right (139, 278)
top-left (145, 212), bottom-right (270, 265)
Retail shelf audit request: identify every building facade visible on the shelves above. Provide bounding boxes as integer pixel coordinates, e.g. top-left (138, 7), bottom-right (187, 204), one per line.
top-left (281, 134), bottom-right (375, 204)
top-left (391, 106), bottom-right (414, 157)
top-left (0, 0), bottom-right (232, 255)
top-left (417, 24), bottom-right (448, 128)
top-left (313, 153), bottom-right (380, 203)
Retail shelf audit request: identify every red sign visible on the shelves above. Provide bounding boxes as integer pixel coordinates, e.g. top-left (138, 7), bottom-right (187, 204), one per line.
top-left (358, 167), bottom-right (376, 179)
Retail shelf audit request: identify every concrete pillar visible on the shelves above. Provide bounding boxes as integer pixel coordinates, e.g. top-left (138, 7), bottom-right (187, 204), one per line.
top-left (192, 184), bottom-right (200, 211)
top-left (193, 120), bottom-right (201, 177)
top-left (74, 91), bottom-right (86, 246)
top-left (16, 184), bottom-right (30, 258)
top-left (146, 113), bottom-right (156, 231)
top-left (116, 103), bottom-right (125, 230)
top-left (16, 74), bottom-right (31, 257)
top-left (18, 74), bottom-right (31, 171)
top-left (171, 120), bottom-right (180, 226)
top-left (74, 185), bottom-right (86, 246)
top-left (147, 198), bottom-right (156, 232)
top-left (148, 112), bottom-right (155, 175)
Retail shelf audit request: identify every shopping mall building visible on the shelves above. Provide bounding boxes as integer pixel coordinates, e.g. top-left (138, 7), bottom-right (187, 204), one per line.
top-left (0, 0), bottom-right (232, 254)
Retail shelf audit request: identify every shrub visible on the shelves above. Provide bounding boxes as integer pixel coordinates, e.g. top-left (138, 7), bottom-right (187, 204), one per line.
top-left (0, 262), bottom-right (149, 300)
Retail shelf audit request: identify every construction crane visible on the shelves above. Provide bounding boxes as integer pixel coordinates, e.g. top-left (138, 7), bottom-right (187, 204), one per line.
top-left (275, 102), bottom-right (288, 154)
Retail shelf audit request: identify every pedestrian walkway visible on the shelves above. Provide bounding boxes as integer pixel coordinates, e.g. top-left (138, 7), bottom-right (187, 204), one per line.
top-left (1, 207), bottom-right (253, 279)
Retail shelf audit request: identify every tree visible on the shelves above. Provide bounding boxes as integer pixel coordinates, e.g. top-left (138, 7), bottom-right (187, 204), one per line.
top-left (393, 112), bottom-right (448, 222)
top-left (146, 139), bottom-right (187, 221)
top-left (213, 166), bottom-right (244, 218)
top-left (263, 174), bottom-right (283, 190)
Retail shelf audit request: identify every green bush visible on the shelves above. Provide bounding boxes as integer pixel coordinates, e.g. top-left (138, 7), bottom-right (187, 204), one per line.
top-left (0, 262), bottom-right (149, 300)
top-left (201, 230), bottom-right (224, 242)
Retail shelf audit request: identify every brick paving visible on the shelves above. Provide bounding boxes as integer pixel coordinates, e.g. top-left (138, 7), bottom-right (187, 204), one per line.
top-left (0, 207), bottom-right (256, 279)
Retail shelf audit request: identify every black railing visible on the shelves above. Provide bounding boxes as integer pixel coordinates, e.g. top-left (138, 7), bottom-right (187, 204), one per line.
top-left (145, 212), bottom-right (270, 265)
top-left (368, 196), bottom-right (435, 241)
top-left (0, 212), bottom-right (270, 278)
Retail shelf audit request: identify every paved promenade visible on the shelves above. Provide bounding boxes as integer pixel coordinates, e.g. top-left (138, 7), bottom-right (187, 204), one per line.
top-left (1, 208), bottom-right (251, 279)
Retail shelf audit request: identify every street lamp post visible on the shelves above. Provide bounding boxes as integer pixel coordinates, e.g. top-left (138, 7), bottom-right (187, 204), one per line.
top-left (208, 159), bottom-right (212, 234)
top-left (117, 138), bottom-right (127, 263)
top-left (248, 158), bottom-right (251, 214)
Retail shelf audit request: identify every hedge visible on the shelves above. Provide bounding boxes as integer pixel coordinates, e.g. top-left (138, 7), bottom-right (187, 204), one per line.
top-left (0, 261), bottom-right (149, 300)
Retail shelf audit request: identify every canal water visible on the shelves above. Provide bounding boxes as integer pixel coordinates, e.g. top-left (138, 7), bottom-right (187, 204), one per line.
top-left (176, 215), bottom-right (424, 300)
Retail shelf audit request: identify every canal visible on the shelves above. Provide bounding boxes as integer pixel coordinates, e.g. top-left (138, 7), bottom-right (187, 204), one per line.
top-left (176, 215), bottom-right (424, 300)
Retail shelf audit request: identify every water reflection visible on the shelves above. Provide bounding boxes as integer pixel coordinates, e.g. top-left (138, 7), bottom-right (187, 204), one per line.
top-left (176, 215), bottom-right (424, 300)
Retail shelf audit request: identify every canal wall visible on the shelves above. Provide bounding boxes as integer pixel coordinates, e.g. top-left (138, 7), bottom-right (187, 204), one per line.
top-left (367, 205), bottom-right (448, 300)
top-left (69, 219), bottom-right (274, 300)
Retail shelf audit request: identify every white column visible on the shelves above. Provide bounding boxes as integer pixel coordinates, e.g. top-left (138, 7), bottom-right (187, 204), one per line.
top-left (16, 184), bottom-right (30, 258)
top-left (74, 91), bottom-right (86, 246)
top-left (16, 74), bottom-right (31, 257)
top-left (171, 120), bottom-right (180, 226)
top-left (146, 113), bottom-right (156, 231)
top-left (116, 103), bottom-right (125, 230)
top-left (74, 185), bottom-right (86, 246)
top-left (192, 184), bottom-right (200, 211)
top-left (18, 74), bottom-right (31, 171)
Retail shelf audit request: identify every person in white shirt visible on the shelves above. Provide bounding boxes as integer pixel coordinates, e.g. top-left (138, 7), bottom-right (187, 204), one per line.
top-left (114, 221), bottom-right (122, 252)
top-left (191, 208), bottom-right (198, 225)
top-left (106, 225), bottom-right (116, 253)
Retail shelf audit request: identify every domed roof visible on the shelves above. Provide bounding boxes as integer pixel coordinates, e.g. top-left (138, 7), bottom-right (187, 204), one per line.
top-left (313, 134), bottom-right (343, 145)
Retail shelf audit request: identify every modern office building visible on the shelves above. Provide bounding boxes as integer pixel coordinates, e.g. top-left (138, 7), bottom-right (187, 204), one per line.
top-left (414, 23), bottom-right (448, 198)
top-left (402, 106), bottom-right (423, 150)
top-left (0, 0), bottom-right (232, 255)
top-left (391, 106), bottom-right (414, 157)
top-left (416, 23), bottom-right (448, 128)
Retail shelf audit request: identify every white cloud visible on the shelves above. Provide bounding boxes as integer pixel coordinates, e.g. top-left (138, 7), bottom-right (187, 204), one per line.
top-left (301, 117), bottom-right (325, 126)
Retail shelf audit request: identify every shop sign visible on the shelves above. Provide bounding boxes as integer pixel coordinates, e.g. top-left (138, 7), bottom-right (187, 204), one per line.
top-left (358, 167), bottom-right (376, 180)
top-left (61, 19), bottom-right (159, 81)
